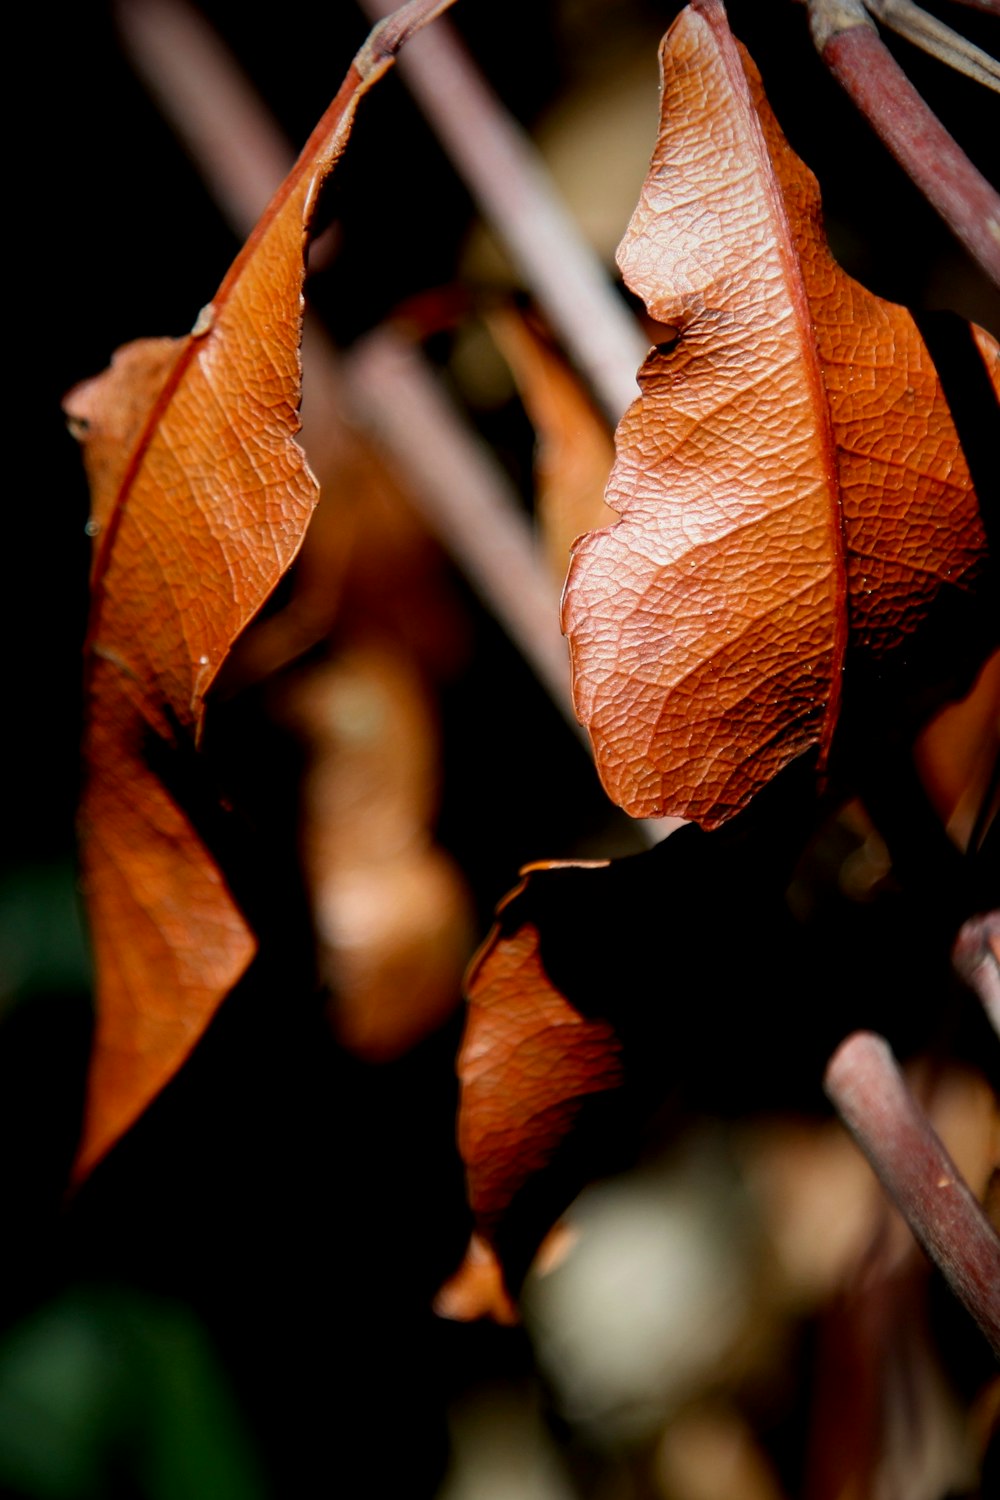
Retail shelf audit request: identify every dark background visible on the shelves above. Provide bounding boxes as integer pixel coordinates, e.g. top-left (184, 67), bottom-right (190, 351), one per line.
top-left (4, 1), bottom-right (998, 1496)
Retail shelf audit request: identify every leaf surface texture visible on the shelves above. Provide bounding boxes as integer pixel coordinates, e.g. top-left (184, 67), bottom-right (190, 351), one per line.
top-left (562, 0), bottom-right (995, 828)
top-left (66, 1), bottom-right (452, 1178)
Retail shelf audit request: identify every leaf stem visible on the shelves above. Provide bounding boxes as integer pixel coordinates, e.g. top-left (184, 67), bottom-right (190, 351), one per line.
top-left (808, 0), bottom-right (1000, 285)
top-left (824, 1031), bottom-right (1000, 1356)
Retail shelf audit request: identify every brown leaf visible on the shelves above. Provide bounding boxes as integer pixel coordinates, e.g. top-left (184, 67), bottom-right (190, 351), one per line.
top-left (281, 640), bottom-right (473, 1061)
top-left (243, 385), bottom-right (472, 1063)
top-left (458, 863), bottom-right (623, 1253)
top-left (453, 767), bottom-right (991, 1293)
top-left (562, 0), bottom-right (996, 829)
top-left (65, 0), bottom-right (455, 1181)
top-left (434, 1233), bottom-right (520, 1325)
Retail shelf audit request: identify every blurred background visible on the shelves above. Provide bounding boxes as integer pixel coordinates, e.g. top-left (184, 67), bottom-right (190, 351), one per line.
top-left (4, 1), bottom-right (999, 1496)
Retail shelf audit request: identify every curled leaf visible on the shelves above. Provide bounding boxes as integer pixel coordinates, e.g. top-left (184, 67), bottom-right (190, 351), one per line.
top-left (454, 811), bottom-right (807, 1293)
top-left (458, 863), bottom-right (623, 1281)
top-left (562, 0), bottom-right (995, 829)
top-left (66, 0), bottom-right (456, 1180)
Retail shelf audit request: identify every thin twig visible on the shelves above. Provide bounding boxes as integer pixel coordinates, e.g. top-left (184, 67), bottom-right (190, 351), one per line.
top-left (357, 0), bottom-right (648, 427)
top-left (808, 0), bottom-right (1000, 285)
top-left (825, 1031), bottom-right (1000, 1356)
top-left (864, 0), bottom-right (1000, 92)
top-left (348, 327), bottom-right (579, 729)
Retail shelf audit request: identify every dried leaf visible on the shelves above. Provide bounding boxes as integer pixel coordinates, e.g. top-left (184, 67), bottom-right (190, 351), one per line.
top-left (454, 808), bottom-right (813, 1292)
top-left (459, 867), bottom-right (623, 1242)
top-left (65, 0), bottom-right (454, 1180)
top-left (453, 761), bottom-right (991, 1294)
top-left (249, 388), bottom-right (472, 1062)
top-left (434, 1233), bottom-right (520, 1325)
top-left (282, 641), bottom-right (472, 1061)
top-left (562, 0), bottom-right (996, 829)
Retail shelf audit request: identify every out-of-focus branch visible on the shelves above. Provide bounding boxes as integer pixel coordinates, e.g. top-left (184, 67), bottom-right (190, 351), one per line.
top-left (953, 912), bottom-right (1000, 1037)
top-left (864, 0), bottom-right (1000, 91)
top-left (357, 0), bottom-right (647, 427)
top-left (117, 0), bottom-right (360, 477)
top-left (825, 1032), bottom-right (1000, 1356)
top-left (808, 0), bottom-right (1000, 286)
top-left (347, 327), bottom-right (579, 733)
top-left (117, 0), bottom-right (293, 229)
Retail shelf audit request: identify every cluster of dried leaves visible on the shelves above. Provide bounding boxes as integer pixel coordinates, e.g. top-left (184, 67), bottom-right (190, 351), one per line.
top-left (65, 0), bottom-right (998, 1493)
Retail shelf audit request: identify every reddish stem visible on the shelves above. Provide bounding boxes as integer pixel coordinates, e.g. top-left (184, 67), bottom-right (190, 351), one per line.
top-left (825, 1032), bottom-right (1000, 1356)
top-left (810, 3), bottom-right (1000, 285)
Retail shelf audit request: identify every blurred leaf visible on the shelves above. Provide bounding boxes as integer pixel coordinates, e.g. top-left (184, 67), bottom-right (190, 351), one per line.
top-left (488, 306), bottom-right (616, 583)
top-left (282, 640), bottom-right (473, 1060)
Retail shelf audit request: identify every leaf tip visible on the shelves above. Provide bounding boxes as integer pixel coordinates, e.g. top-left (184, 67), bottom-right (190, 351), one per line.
top-left (434, 1234), bottom-right (520, 1325)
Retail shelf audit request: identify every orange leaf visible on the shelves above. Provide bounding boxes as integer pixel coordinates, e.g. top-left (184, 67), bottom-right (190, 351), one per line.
top-left (281, 640), bottom-right (473, 1061)
top-left (459, 865), bottom-right (623, 1236)
top-left (562, 0), bottom-right (995, 829)
top-left (434, 1233), bottom-right (520, 1325)
top-left (65, 0), bottom-right (455, 1181)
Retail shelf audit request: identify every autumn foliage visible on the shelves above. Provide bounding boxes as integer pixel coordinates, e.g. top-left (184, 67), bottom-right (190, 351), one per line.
top-left (65, 0), bottom-right (455, 1178)
top-left (565, 0), bottom-right (994, 827)
top-left (43, 0), bottom-right (1000, 1494)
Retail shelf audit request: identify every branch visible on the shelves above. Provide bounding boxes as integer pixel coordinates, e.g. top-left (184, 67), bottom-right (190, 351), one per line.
top-left (825, 1032), bottom-right (1000, 1356)
top-left (117, 0), bottom-right (294, 229)
top-left (807, 0), bottom-right (1000, 286)
top-left (864, 0), bottom-right (1000, 92)
top-left (347, 327), bottom-right (578, 731)
top-left (356, 0), bottom-right (648, 427)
